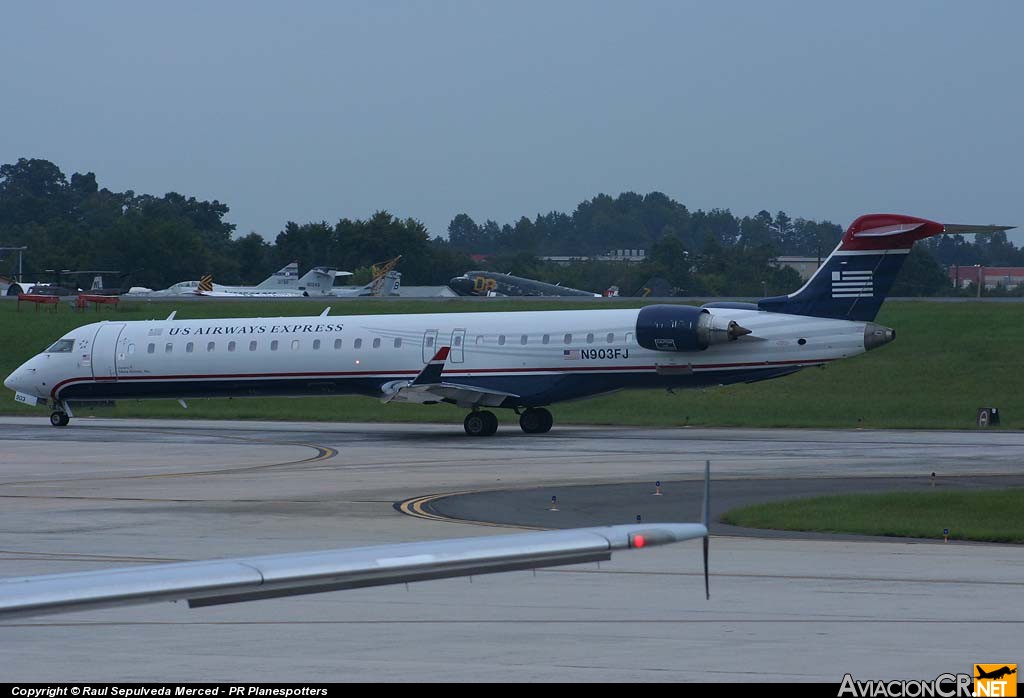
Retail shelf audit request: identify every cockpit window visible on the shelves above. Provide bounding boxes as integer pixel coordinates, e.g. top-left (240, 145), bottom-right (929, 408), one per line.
top-left (46, 338), bottom-right (75, 353)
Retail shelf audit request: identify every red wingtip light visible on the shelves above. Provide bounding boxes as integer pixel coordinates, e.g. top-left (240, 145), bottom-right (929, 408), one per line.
top-left (632, 534), bottom-right (646, 549)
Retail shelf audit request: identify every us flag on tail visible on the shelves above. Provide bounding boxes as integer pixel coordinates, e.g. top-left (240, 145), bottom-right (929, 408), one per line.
top-left (831, 270), bottom-right (873, 298)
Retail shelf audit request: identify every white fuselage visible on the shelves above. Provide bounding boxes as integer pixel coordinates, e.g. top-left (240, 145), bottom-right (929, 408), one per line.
top-left (5, 307), bottom-right (872, 409)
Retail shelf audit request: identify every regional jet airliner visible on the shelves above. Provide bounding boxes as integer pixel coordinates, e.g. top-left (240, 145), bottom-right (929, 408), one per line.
top-left (4, 214), bottom-right (1010, 434)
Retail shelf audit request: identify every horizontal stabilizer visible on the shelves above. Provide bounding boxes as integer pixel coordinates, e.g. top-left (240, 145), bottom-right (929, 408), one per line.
top-left (942, 224), bottom-right (1015, 235)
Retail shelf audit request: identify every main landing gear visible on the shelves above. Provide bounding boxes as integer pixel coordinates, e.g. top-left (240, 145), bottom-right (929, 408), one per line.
top-left (464, 410), bottom-right (498, 436)
top-left (519, 407), bottom-right (553, 434)
top-left (50, 410), bottom-right (70, 427)
top-left (463, 408), bottom-right (555, 436)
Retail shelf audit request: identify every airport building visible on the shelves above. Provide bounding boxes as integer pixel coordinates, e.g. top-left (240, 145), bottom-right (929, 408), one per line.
top-left (773, 256), bottom-right (822, 281)
top-left (948, 265), bottom-right (1024, 290)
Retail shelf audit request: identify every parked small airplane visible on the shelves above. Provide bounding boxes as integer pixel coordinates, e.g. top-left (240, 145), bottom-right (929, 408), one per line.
top-left (194, 268), bottom-right (399, 298)
top-left (128, 262), bottom-right (304, 296)
top-left (194, 266), bottom-right (347, 297)
top-left (5, 214), bottom-right (1011, 434)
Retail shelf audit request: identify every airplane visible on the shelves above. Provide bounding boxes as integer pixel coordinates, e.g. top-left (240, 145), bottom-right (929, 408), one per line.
top-left (3, 214), bottom-right (1012, 434)
top-left (0, 463), bottom-right (711, 619)
top-left (194, 268), bottom-right (399, 298)
top-left (449, 270), bottom-right (601, 297)
top-left (4, 269), bottom-right (124, 296)
top-left (127, 262), bottom-right (305, 296)
top-left (975, 667), bottom-right (1017, 681)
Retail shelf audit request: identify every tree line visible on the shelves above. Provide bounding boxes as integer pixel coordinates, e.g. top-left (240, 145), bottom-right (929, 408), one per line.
top-left (1, 158), bottom-right (1018, 295)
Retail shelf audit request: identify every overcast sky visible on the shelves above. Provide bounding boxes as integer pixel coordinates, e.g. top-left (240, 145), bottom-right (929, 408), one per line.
top-left (3, 1), bottom-right (1022, 242)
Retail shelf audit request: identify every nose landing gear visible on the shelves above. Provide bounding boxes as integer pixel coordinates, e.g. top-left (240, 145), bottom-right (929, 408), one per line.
top-left (50, 410), bottom-right (70, 427)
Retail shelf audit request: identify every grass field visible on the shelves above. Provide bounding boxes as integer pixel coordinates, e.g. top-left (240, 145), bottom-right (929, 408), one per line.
top-left (721, 490), bottom-right (1024, 543)
top-left (0, 297), bottom-right (1019, 429)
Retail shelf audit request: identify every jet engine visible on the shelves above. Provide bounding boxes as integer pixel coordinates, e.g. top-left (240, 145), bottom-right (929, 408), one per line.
top-left (636, 305), bottom-right (751, 352)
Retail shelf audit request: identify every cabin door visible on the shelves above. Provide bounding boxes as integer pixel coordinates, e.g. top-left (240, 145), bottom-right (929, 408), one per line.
top-left (91, 323), bottom-right (126, 380)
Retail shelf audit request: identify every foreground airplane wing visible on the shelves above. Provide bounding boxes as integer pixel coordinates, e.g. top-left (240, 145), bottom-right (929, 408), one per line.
top-left (0, 522), bottom-right (708, 620)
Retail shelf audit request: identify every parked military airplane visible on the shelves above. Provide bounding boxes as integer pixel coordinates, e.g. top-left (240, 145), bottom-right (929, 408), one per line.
top-left (4, 215), bottom-right (1011, 434)
top-left (194, 266), bottom-right (346, 297)
top-left (128, 262), bottom-right (303, 296)
top-left (195, 268), bottom-right (400, 298)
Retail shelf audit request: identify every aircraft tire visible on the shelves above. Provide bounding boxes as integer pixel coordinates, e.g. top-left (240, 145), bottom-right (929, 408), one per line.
top-left (50, 411), bottom-right (70, 427)
top-left (519, 408), bottom-right (553, 434)
top-left (464, 411), bottom-right (496, 436)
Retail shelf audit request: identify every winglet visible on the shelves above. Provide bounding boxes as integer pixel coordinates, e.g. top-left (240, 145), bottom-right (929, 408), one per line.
top-left (702, 460), bottom-right (711, 600)
top-left (411, 346), bottom-right (450, 386)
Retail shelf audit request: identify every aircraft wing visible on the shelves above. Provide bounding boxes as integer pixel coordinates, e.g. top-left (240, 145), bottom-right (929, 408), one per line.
top-left (382, 347), bottom-right (519, 407)
top-left (0, 523), bottom-right (708, 620)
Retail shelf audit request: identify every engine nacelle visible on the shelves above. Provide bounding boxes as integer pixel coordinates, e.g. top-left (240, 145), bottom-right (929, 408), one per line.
top-left (636, 305), bottom-right (751, 352)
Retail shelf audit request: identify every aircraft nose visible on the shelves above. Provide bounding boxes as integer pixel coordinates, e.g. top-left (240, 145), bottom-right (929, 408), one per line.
top-left (448, 277), bottom-right (473, 294)
top-left (4, 369), bottom-right (20, 392)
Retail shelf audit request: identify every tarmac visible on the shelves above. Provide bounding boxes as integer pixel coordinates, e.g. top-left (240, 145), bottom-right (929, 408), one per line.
top-left (0, 416), bottom-right (1021, 682)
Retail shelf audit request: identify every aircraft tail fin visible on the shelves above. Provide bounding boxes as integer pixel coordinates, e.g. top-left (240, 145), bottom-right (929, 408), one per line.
top-left (758, 214), bottom-right (1014, 322)
top-left (255, 262), bottom-right (300, 289)
top-left (296, 267), bottom-right (336, 296)
top-left (196, 275), bottom-right (214, 294)
top-left (363, 270), bottom-right (401, 297)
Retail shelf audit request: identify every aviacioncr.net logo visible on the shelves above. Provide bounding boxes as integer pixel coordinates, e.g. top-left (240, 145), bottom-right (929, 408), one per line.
top-left (974, 665), bottom-right (1017, 697)
top-left (838, 673), bottom-right (973, 697)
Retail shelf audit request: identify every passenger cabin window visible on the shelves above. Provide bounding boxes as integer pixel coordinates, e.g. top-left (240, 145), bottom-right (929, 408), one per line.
top-left (394, 338), bottom-right (402, 348)
top-left (354, 338), bottom-right (362, 349)
top-left (291, 339), bottom-right (300, 351)
top-left (452, 336), bottom-right (460, 347)
top-left (542, 334), bottom-right (550, 345)
top-left (165, 343), bottom-right (173, 353)
top-left (313, 339), bottom-right (320, 350)
top-left (334, 339), bottom-right (342, 350)
top-left (249, 341), bottom-right (257, 352)
top-left (586, 333), bottom-right (594, 344)
top-left (475, 336), bottom-right (483, 345)
top-left (206, 341), bottom-right (215, 352)
top-left (425, 336), bottom-right (434, 349)
top-left (372, 338), bottom-right (381, 349)
top-left (563, 333), bottom-right (572, 345)
top-left (228, 341), bottom-right (236, 352)
top-left (520, 334), bottom-right (527, 345)
top-left (186, 342), bottom-right (194, 353)
top-left (606, 332), bottom-right (614, 344)
top-left (147, 343), bottom-right (155, 354)
top-left (271, 340), bottom-right (279, 351)
top-left (498, 335), bottom-right (506, 346)
top-left (46, 339), bottom-right (75, 353)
